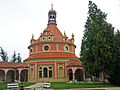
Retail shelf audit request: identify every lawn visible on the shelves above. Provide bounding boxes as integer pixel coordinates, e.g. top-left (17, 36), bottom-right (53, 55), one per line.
top-left (50, 82), bottom-right (112, 89)
top-left (77, 89), bottom-right (105, 90)
top-left (0, 82), bottom-right (112, 90)
top-left (0, 82), bottom-right (35, 90)
top-left (80, 89), bottom-right (105, 90)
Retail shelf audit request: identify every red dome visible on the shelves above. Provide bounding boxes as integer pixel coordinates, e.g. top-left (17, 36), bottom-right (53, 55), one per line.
top-left (30, 24), bottom-right (73, 45)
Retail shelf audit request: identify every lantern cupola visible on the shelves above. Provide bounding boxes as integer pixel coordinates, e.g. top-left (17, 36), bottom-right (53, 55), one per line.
top-left (48, 4), bottom-right (57, 25)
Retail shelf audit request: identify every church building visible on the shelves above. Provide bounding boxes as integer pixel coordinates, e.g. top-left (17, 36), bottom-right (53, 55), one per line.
top-left (24, 5), bottom-right (85, 82)
top-left (0, 5), bottom-right (87, 83)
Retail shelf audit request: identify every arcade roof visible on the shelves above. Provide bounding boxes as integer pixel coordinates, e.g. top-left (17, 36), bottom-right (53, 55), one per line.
top-left (67, 60), bottom-right (83, 67)
top-left (0, 62), bottom-right (28, 68)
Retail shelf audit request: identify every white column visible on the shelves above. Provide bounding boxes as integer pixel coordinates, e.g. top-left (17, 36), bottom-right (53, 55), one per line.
top-left (5, 75), bottom-right (7, 82)
top-left (83, 71), bottom-right (85, 81)
top-left (5, 70), bottom-right (7, 82)
top-left (18, 70), bottom-right (22, 82)
top-left (73, 73), bottom-right (75, 80)
top-left (19, 74), bottom-right (21, 82)
top-left (35, 62), bottom-right (37, 78)
top-left (55, 61), bottom-right (57, 78)
top-left (65, 62), bottom-right (67, 77)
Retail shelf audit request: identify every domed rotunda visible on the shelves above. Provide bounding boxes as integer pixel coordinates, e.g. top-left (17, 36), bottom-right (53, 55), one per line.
top-left (24, 5), bottom-right (84, 82)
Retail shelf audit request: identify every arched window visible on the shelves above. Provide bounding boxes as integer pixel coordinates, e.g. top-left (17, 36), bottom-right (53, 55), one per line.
top-left (50, 16), bottom-right (52, 18)
top-left (30, 48), bottom-right (33, 53)
top-left (39, 67), bottom-right (42, 78)
top-left (64, 45), bottom-right (69, 52)
top-left (48, 36), bottom-right (51, 40)
top-left (49, 67), bottom-right (52, 78)
top-left (43, 68), bottom-right (48, 78)
top-left (53, 16), bottom-right (55, 18)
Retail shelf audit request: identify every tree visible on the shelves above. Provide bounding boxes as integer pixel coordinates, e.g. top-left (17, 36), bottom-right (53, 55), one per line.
top-left (80, 1), bottom-right (115, 82)
top-left (0, 47), bottom-right (8, 62)
top-left (108, 30), bottom-right (120, 85)
top-left (11, 51), bottom-right (17, 62)
top-left (17, 53), bottom-right (22, 63)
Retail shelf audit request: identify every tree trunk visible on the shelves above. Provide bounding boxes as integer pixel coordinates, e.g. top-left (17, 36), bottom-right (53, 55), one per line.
top-left (91, 76), bottom-right (95, 82)
top-left (103, 71), bottom-right (105, 83)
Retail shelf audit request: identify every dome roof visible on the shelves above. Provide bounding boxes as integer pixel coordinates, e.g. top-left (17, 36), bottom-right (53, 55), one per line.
top-left (31, 24), bottom-right (74, 45)
top-left (25, 52), bottom-right (79, 61)
top-left (49, 9), bottom-right (56, 13)
top-left (44, 24), bottom-right (63, 42)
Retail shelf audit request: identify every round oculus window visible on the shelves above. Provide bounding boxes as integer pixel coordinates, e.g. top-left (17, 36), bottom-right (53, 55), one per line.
top-left (48, 37), bottom-right (51, 40)
top-left (43, 37), bottom-right (45, 40)
top-left (64, 46), bottom-right (68, 51)
top-left (44, 46), bottom-right (49, 51)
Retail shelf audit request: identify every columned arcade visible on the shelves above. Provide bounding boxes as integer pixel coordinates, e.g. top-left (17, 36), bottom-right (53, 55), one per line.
top-left (0, 62), bottom-right (28, 83)
top-left (67, 67), bottom-right (85, 81)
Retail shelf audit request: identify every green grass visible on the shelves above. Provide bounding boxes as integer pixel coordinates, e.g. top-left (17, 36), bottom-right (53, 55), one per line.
top-left (51, 82), bottom-right (112, 89)
top-left (22, 82), bottom-right (35, 87)
top-left (0, 83), bottom-right (7, 90)
top-left (77, 89), bottom-right (105, 90)
top-left (80, 89), bottom-right (105, 90)
top-left (0, 82), bottom-right (111, 90)
top-left (0, 82), bottom-right (35, 90)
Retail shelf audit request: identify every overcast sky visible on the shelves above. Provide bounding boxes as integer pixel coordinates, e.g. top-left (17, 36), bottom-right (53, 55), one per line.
top-left (0, 0), bottom-right (120, 61)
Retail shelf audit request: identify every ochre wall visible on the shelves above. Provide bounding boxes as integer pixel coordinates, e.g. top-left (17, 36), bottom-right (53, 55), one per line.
top-left (28, 59), bottom-right (69, 82)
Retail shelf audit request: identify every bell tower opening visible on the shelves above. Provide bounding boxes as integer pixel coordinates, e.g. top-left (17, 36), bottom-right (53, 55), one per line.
top-left (48, 4), bottom-right (57, 25)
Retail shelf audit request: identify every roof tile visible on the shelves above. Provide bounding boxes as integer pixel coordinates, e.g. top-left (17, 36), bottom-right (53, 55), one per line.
top-left (25, 52), bottom-right (79, 61)
top-left (67, 60), bottom-right (82, 67)
top-left (0, 62), bottom-right (28, 68)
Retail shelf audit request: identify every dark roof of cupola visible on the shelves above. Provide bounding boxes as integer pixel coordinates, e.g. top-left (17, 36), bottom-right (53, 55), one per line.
top-left (48, 4), bottom-right (57, 25)
top-left (48, 4), bottom-right (56, 13)
top-left (49, 9), bottom-right (56, 13)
